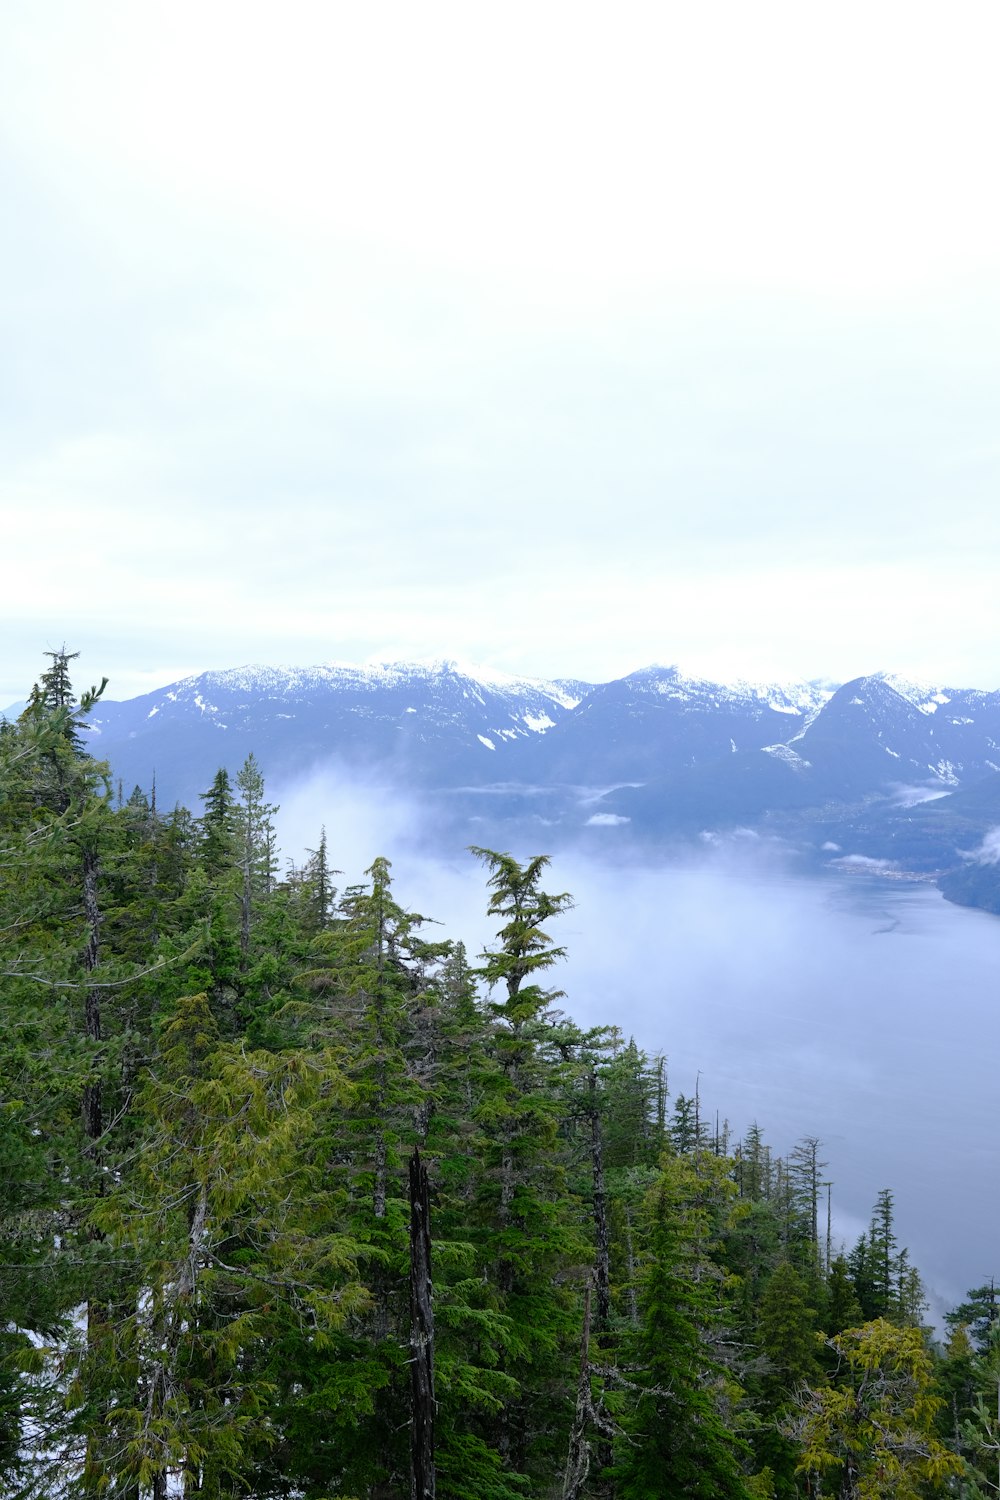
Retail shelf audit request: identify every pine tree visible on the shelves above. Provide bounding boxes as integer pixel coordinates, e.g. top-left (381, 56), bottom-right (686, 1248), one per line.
top-left (955, 1323), bottom-right (1000, 1499)
top-left (848, 1189), bottom-right (925, 1326)
top-left (947, 1281), bottom-right (1000, 1354)
top-left (199, 767), bottom-right (238, 878)
top-left (823, 1254), bottom-right (863, 1337)
top-left (611, 1159), bottom-right (754, 1499)
top-left (234, 752), bottom-right (278, 964)
top-left (469, 848), bottom-right (585, 1482)
top-left (82, 991), bottom-right (366, 1498)
top-left (754, 1261), bottom-right (824, 1497)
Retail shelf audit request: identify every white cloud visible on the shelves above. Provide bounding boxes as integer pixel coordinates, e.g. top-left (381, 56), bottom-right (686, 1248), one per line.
top-left (829, 854), bottom-right (897, 872)
top-left (962, 826), bottom-right (1000, 866)
top-left (9, 2), bottom-right (1000, 295)
top-left (3, 2), bottom-right (1000, 701)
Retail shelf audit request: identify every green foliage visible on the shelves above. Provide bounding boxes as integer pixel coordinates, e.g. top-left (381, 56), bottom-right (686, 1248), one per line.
top-left (794, 1319), bottom-right (963, 1498)
top-left (847, 1189), bottom-right (927, 1327)
top-left (0, 653), bottom-right (976, 1499)
top-left (610, 1153), bottom-right (754, 1499)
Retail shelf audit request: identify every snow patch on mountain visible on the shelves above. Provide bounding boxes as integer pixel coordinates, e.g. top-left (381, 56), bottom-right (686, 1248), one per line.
top-left (879, 674), bottom-right (953, 715)
top-left (762, 743), bottom-right (811, 769)
top-left (153, 659), bottom-right (585, 714)
top-left (623, 664), bottom-right (834, 718)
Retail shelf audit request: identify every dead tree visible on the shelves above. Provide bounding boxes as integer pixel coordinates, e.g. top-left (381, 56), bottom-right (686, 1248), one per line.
top-left (409, 1149), bottom-right (435, 1500)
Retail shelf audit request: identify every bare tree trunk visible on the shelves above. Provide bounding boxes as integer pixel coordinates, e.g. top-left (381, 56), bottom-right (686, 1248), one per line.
top-left (562, 1286), bottom-right (593, 1500)
top-left (587, 1073), bottom-right (613, 1480)
top-left (624, 1201), bottom-right (639, 1327)
top-left (81, 846), bottom-right (108, 1497)
top-left (240, 856), bottom-right (252, 965)
top-left (562, 1284), bottom-right (616, 1500)
top-left (373, 1101), bottom-right (387, 1220)
top-left (497, 1136), bottom-right (515, 1296)
top-left (82, 847), bottom-right (103, 1141)
top-left (409, 1150), bottom-right (435, 1500)
top-left (589, 1071), bottom-right (611, 1335)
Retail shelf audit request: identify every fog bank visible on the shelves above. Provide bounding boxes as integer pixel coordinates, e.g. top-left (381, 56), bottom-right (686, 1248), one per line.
top-left (276, 766), bottom-right (998, 1320)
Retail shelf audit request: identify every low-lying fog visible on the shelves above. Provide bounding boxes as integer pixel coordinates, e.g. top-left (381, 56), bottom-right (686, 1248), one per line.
top-left (277, 767), bottom-right (1000, 1326)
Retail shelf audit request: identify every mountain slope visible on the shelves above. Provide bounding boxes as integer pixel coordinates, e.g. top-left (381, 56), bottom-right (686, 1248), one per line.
top-left (73, 658), bottom-right (1000, 914)
top-left (83, 661), bottom-right (584, 806)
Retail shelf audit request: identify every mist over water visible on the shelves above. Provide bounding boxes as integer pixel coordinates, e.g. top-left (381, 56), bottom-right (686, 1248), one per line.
top-left (277, 767), bottom-right (1000, 1323)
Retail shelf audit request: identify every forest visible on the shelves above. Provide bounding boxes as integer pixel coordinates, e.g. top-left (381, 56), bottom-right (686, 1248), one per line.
top-left (1, 651), bottom-right (998, 1500)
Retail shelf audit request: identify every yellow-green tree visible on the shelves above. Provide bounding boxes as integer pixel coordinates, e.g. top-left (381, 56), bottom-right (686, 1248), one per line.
top-left (794, 1318), bottom-right (962, 1498)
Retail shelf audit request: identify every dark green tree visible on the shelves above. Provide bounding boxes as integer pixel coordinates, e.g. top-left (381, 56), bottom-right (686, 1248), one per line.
top-left (611, 1157), bottom-right (754, 1499)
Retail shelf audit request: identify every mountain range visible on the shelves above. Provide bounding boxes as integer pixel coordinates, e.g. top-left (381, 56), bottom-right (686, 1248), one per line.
top-left (53, 657), bottom-right (1000, 915)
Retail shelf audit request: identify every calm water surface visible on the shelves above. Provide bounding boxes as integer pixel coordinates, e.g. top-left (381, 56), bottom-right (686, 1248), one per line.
top-left (559, 859), bottom-right (1000, 1320)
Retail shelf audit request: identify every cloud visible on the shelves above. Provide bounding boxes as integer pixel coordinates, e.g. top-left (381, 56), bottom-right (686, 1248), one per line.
top-left (4, 7), bottom-right (1000, 701)
top-left (267, 769), bottom-right (1000, 1320)
top-left (829, 854), bottom-right (897, 872)
top-left (889, 784), bottom-right (951, 809)
top-left (961, 826), bottom-right (1000, 866)
top-left (585, 813), bottom-right (631, 827)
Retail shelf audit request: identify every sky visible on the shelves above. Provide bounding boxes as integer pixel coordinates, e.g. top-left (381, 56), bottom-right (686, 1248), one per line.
top-left (3, 1), bottom-right (1000, 702)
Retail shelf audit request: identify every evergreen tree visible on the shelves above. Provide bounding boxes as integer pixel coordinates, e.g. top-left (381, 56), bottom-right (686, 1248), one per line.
top-left (848, 1189), bottom-right (925, 1326)
top-left (948, 1281), bottom-right (1000, 1354)
top-left (611, 1158), bottom-right (754, 1499)
top-left (823, 1254), bottom-right (863, 1337)
top-left (794, 1319), bottom-right (962, 1498)
top-left (82, 991), bottom-right (366, 1499)
top-left (199, 767), bottom-right (238, 878)
top-left (955, 1324), bottom-right (1000, 1499)
top-left (470, 848), bottom-right (585, 1482)
top-left (234, 752), bottom-right (278, 963)
top-left (754, 1261), bottom-right (824, 1497)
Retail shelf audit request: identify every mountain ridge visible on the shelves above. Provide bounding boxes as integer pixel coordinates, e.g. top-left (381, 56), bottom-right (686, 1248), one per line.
top-left (14, 655), bottom-right (1000, 917)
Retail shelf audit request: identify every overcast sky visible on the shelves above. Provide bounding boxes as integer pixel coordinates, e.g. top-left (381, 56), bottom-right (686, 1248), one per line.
top-left (3, 2), bottom-right (1000, 703)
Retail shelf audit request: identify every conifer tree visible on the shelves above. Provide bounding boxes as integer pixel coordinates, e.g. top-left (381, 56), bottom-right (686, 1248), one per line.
top-left (199, 767), bottom-right (238, 878)
top-left (794, 1319), bottom-right (962, 1497)
top-left (823, 1254), bottom-right (863, 1337)
top-left (470, 848), bottom-right (585, 1481)
top-left (947, 1281), bottom-right (1000, 1354)
top-left (611, 1159), bottom-right (754, 1499)
top-left (234, 752), bottom-right (278, 963)
top-left (82, 990), bottom-right (365, 1499)
top-left (754, 1261), bottom-right (824, 1497)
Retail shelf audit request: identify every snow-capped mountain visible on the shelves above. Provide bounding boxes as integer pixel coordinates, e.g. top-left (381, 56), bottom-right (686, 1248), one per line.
top-left (81, 659), bottom-right (845, 807)
top-left (790, 674), bottom-right (1000, 792)
top-left (511, 664), bottom-right (833, 784)
top-left (597, 672), bottom-right (1000, 832)
top-left (76, 658), bottom-right (1000, 905)
top-left (83, 660), bottom-right (587, 803)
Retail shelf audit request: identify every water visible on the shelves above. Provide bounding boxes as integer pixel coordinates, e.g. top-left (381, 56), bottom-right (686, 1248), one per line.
top-left (275, 773), bottom-right (999, 1324)
top-left (556, 857), bottom-right (1000, 1323)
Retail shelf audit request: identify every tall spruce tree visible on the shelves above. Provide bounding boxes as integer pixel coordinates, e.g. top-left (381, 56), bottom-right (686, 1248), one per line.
top-left (611, 1157), bottom-right (754, 1499)
top-left (470, 848), bottom-right (586, 1483)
